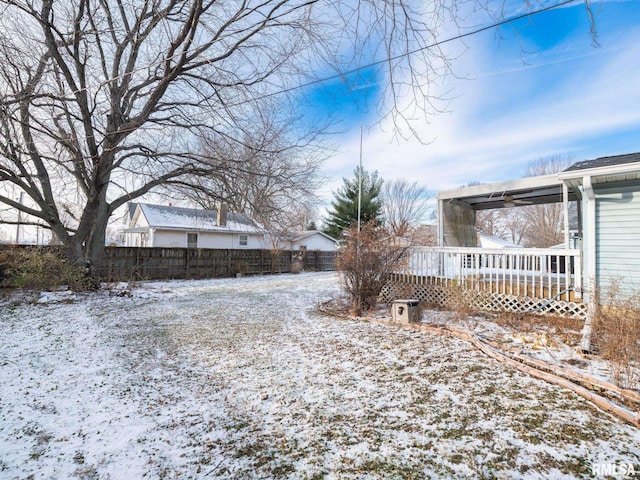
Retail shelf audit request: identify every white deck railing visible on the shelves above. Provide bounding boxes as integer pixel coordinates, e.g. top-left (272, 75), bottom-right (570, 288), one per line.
top-left (396, 247), bottom-right (582, 302)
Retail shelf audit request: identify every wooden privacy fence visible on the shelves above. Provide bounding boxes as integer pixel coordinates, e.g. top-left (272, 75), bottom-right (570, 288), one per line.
top-left (99, 247), bottom-right (336, 281)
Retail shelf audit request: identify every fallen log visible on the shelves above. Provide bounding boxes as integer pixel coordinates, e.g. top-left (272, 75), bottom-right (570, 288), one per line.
top-left (364, 317), bottom-right (640, 427)
top-left (468, 333), bottom-right (640, 427)
top-left (505, 349), bottom-right (640, 407)
top-left (471, 335), bottom-right (640, 408)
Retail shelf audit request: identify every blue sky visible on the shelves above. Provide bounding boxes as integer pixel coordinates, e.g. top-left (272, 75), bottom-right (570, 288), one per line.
top-left (307, 0), bottom-right (640, 218)
top-left (4, 0), bottom-right (639, 242)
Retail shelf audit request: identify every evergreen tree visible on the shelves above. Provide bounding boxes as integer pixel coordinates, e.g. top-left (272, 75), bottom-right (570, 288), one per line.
top-left (324, 167), bottom-right (383, 239)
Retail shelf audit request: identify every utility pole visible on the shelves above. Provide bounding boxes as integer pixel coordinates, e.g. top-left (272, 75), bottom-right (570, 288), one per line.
top-left (357, 125), bottom-right (363, 233)
top-left (355, 125), bottom-right (364, 311)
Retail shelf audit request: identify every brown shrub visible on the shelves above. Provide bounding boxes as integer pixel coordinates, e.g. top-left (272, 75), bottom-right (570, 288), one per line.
top-left (592, 279), bottom-right (640, 390)
top-left (0, 247), bottom-right (90, 291)
top-left (336, 223), bottom-right (409, 312)
top-left (0, 249), bottom-right (18, 285)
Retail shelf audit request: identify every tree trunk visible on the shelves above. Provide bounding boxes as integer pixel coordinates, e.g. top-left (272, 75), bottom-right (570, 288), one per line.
top-left (59, 187), bottom-right (110, 289)
top-left (64, 238), bottom-right (85, 268)
top-left (85, 216), bottom-right (108, 286)
top-left (83, 189), bottom-right (111, 288)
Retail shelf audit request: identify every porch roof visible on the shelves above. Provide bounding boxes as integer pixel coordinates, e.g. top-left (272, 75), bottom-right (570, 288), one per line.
top-left (437, 174), bottom-right (574, 211)
top-left (559, 152), bottom-right (640, 187)
top-left (437, 152), bottom-right (640, 210)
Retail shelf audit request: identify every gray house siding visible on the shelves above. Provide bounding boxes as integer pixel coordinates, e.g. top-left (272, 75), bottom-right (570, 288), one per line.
top-left (595, 185), bottom-right (640, 294)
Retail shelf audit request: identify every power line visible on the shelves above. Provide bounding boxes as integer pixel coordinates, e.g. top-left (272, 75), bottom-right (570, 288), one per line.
top-left (6, 0), bottom-right (578, 131)
top-left (119, 0), bottom-right (579, 131)
top-left (140, 0), bottom-right (580, 137)
top-left (232, 0), bottom-right (577, 107)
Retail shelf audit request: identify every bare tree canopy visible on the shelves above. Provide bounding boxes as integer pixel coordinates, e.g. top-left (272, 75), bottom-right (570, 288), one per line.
top-left (382, 178), bottom-right (431, 237)
top-left (0, 0), bottom-right (594, 279)
top-left (520, 153), bottom-right (574, 247)
top-left (173, 108), bottom-right (324, 237)
top-left (475, 153), bottom-right (574, 247)
top-left (0, 0), bottom-right (336, 275)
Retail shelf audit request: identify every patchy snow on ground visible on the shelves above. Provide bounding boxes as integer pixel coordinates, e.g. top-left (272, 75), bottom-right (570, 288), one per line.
top-left (1, 272), bottom-right (639, 479)
top-left (419, 307), bottom-right (635, 392)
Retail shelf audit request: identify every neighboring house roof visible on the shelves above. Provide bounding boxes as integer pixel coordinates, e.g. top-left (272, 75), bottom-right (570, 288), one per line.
top-left (128, 203), bottom-right (261, 234)
top-left (478, 233), bottom-right (519, 248)
top-left (283, 230), bottom-right (338, 244)
top-left (127, 202), bottom-right (138, 222)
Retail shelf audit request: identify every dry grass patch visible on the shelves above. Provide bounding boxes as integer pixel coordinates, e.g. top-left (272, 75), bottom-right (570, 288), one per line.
top-left (592, 280), bottom-right (640, 390)
top-left (491, 312), bottom-right (584, 347)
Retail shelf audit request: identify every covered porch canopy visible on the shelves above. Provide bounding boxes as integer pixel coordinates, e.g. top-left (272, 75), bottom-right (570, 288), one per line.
top-left (432, 152), bottom-right (640, 307)
top-left (436, 174), bottom-right (578, 248)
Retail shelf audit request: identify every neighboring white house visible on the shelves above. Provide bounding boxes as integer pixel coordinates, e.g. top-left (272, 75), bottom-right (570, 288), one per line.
top-left (122, 203), bottom-right (264, 249)
top-left (478, 233), bottom-right (519, 249)
top-left (278, 230), bottom-right (339, 251)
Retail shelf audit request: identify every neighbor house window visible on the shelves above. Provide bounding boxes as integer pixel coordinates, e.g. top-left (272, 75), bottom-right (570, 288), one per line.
top-left (187, 233), bottom-right (198, 248)
top-left (239, 234), bottom-right (248, 246)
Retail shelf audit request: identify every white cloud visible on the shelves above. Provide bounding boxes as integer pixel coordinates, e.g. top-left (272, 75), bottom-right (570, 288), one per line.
top-left (320, 19), bottom-right (640, 207)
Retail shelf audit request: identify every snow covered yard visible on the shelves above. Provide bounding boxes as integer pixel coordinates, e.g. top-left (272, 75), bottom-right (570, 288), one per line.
top-left (1, 272), bottom-right (639, 479)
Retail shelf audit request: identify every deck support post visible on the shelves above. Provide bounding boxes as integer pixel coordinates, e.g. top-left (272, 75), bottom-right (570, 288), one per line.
top-left (580, 289), bottom-right (596, 353)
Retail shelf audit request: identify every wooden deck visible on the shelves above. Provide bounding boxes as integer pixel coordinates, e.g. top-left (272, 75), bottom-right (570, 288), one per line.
top-left (387, 247), bottom-right (587, 318)
top-left (393, 273), bottom-right (581, 302)
top-left (400, 246), bottom-right (582, 302)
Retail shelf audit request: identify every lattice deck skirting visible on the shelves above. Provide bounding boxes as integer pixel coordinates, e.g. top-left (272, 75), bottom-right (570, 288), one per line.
top-left (380, 277), bottom-right (588, 320)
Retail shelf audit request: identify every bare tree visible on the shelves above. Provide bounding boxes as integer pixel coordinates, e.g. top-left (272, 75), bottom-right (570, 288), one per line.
top-left (476, 209), bottom-right (507, 239)
top-left (178, 109), bottom-right (324, 236)
top-left (524, 154), bottom-right (573, 179)
top-left (0, 0), bottom-right (334, 279)
top-left (501, 209), bottom-right (530, 245)
top-left (476, 208), bottom-right (531, 245)
top-left (0, 1), bottom-right (594, 281)
top-left (474, 154), bottom-right (574, 247)
top-left (469, 181), bottom-right (518, 244)
top-left (382, 178), bottom-right (431, 237)
top-left (520, 154), bottom-right (573, 247)
top-left (175, 111), bottom-right (323, 266)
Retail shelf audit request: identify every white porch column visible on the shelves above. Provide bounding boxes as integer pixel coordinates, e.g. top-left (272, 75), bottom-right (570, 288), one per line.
top-left (437, 198), bottom-right (445, 247)
top-left (583, 176), bottom-right (596, 304)
top-left (563, 183), bottom-right (570, 249)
